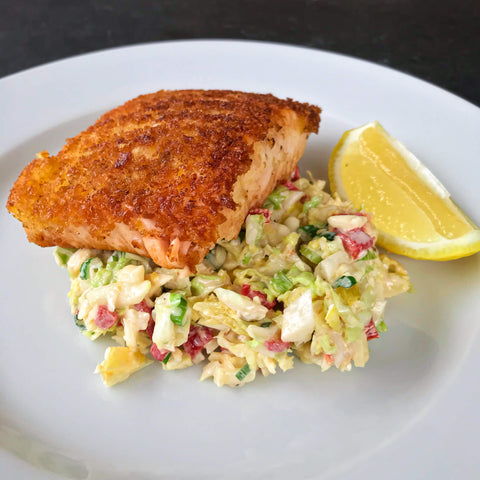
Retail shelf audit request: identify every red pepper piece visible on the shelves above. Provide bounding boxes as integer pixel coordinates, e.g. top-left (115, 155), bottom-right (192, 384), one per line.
top-left (282, 180), bottom-right (300, 191)
top-left (364, 319), bottom-right (380, 341)
top-left (151, 343), bottom-right (171, 362)
top-left (248, 208), bottom-right (272, 223)
top-left (264, 339), bottom-right (290, 352)
top-left (240, 284), bottom-right (276, 309)
top-left (183, 325), bottom-right (214, 359)
top-left (336, 228), bottom-right (374, 260)
top-left (94, 305), bottom-right (119, 329)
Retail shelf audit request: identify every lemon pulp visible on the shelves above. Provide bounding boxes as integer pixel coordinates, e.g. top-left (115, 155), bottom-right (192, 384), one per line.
top-left (329, 121), bottom-right (480, 260)
top-left (339, 125), bottom-right (473, 242)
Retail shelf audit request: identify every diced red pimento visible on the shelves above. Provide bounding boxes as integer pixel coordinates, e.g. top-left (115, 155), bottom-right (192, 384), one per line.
top-left (151, 343), bottom-right (171, 362)
top-left (133, 300), bottom-right (152, 313)
top-left (291, 165), bottom-right (300, 181)
top-left (282, 180), bottom-right (300, 191)
top-left (364, 319), bottom-right (380, 341)
top-left (264, 339), bottom-right (290, 352)
top-left (95, 305), bottom-right (119, 329)
top-left (241, 284), bottom-right (276, 309)
top-left (248, 208), bottom-right (272, 223)
top-left (144, 318), bottom-right (155, 339)
top-left (183, 325), bottom-right (214, 360)
top-left (336, 228), bottom-right (374, 260)
top-left (324, 353), bottom-right (334, 365)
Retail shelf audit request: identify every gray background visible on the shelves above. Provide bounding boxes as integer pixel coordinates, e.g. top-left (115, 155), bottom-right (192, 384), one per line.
top-left (1, 0), bottom-right (479, 106)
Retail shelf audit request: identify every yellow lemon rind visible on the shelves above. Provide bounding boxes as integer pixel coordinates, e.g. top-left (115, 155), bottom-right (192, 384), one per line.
top-left (377, 229), bottom-right (480, 261)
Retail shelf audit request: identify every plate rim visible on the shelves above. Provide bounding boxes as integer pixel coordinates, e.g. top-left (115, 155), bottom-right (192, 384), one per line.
top-left (1, 38), bottom-right (480, 480)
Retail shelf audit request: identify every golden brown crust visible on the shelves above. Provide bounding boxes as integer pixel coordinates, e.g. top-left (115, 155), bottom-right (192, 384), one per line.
top-left (7, 90), bottom-right (320, 269)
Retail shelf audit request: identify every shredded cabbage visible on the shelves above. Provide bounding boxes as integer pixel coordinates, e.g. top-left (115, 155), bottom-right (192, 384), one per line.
top-left (58, 174), bottom-right (411, 387)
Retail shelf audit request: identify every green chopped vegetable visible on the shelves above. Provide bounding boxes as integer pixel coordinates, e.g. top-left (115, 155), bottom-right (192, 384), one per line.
top-left (297, 224), bottom-right (320, 240)
top-left (54, 247), bottom-right (76, 266)
top-left (90, 268), bottom-right (113, 287)
top-left (79, 258), bottom-right (93, 280)
top-left (106, 251), bottom-right (131, 273)
top-left (170, 293), bottom-right (188, 326)
top-left (302, 196), bottom-right (321, 213)
top-left (319, 231), bottom-right (337, 241)
top-left (299, 245), bottom-right (322, 264)
top-left (358, 250), bottom-right (377, 261)
top-left (74, 313), bottom-right (86, 331)
top-left (242, 253), bottom-right (252, 265)
top-left (263, 189), bottom-right (287, 210)
top-left (270, 270), bottom-right (293, 295)
top-left (260, 321), bottom-right (272, 328)
top-left (333, 275), bottom-right (357, 289)
top-left (162, 352), bottom-right (172, 364)
top-left (246, 339), bottom-right (260, 349)
top-left (80, 257), bottom-right (103, 281)
top-left (377, 321), bottom-right (388, 333)
top-left (235, 363), bottom-right (251, 381)
top-left (191, 275), bottom-right (223, 296)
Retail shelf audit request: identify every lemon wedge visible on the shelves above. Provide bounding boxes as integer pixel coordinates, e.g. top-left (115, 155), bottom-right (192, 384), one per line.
top-left (328, 121), bottom-right (480, 260)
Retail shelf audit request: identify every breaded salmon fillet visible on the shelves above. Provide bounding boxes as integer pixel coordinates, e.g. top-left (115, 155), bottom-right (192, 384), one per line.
top-left (7, 89), bottom-right (320, 270)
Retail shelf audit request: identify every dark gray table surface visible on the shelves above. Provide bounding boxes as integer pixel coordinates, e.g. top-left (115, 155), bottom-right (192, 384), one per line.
top-left (1, 0), bottom-right (479, 107)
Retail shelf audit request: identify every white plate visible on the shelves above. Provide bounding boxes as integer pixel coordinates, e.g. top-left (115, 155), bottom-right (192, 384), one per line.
top-left (1, 40), bottom-right (479, 480)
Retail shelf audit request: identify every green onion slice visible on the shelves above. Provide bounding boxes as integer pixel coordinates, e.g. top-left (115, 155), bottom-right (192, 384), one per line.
top-left (358, 250), bottom-right (377, 261)
top-left (319, 231), bottom-right (337, 241)
top-left (79, 258), bottom-right (93, 280)
top-left (332, 275), bottom-right (357, 289)
top-left (299, 245), bottom-right (322, 264)
top-left (170, 293), bottom-right (188, 325)
top-left (302, 196), bottom-right (321, 213)
top-left (235, 363), bottom-right (251, 381)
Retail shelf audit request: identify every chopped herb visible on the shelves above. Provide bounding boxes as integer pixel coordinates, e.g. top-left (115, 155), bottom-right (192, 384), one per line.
top-left (270, 270), bottom-right (293, 295)
top-left (170, 293), bottom-right (188, 325)
top-left (297, 224), bottom-right (320, 239)
top-left (162, 352), bottom-right (172, 364)
top-left (79, 258), bottom-right (93, 280)
top-left (260, 321), bottom-right (272, 328)
top-left (235, 363), bottom-right (251, 381)
top-left (242, 254), bottom-right (252, 265)
top-left (319, 231), bottom-right (337, 241)
top-left (74, 313), bottom-right (86, 331)
top-left (332, 275), bottom-right (357, 289)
